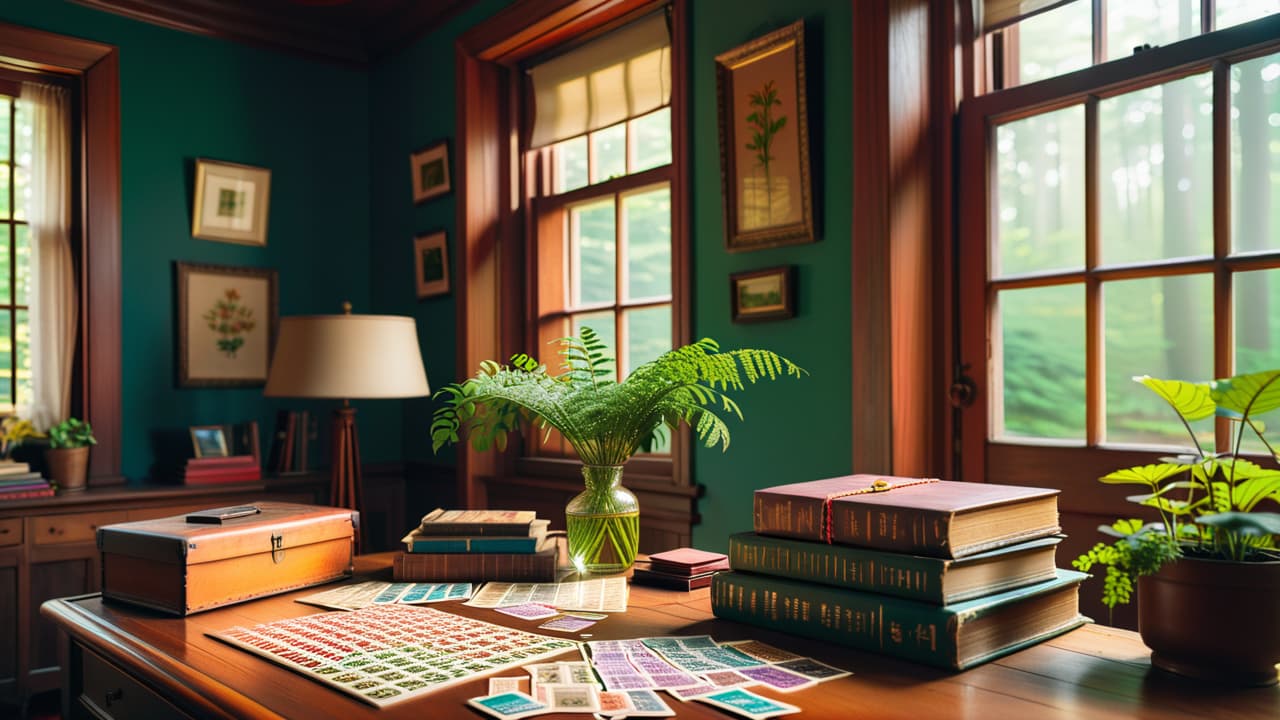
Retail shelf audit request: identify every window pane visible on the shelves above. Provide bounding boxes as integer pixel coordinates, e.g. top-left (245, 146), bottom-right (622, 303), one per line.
top-left (13, 100), bottom-right (29, 223)
top-left (996, 284), bottom-right (1086, 440)
top-left (1013, 0), bottom-right (1092, 85)
top-left (0, 311), bottom-right (10, 406)
top-left (994, 105), bottom-right (1085, 277)
top-left (1099, 73), bottom-right (1213, 266)
top-left (0, 164), bottom-right (9, 221)
top-left (1107, 0), bottom-right (1199, 62)
top-left (15, 224), bottom-right (29, 307)
top-left (623, 305), bottom-right (671, 378)
top-left (0, 226), bottom-right (8, 302)
top-left (631, 107), bottom-right (671, 172)
top-left (1230, 52), bottom-right (1280, 255)
top-left (570, 199), bottom-right (615, 305)
top-left (1104, 275), bottom-right (1214, 445)
top-left (591, 123), bottom-right (626, 184)
top-left (554, 136), bottom-right (589, 193)
top-left (1216, 0), bottom-right (1280, 30)
top-left (15, 308), bottom-right (28, 409)
top-left (572, 310), bottom-right (617, 380)
top-left (0, 98), bottom-right (9, 160)
top-left (623, 186), bottom-right (670, 300)
top-left (1234, 269), bottom-right (1280, 373)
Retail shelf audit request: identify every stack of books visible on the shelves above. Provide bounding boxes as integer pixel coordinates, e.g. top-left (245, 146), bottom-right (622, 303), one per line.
top-left (632, 547), bottom-right (729, 591)
top-left (182, 454), bottom-right (261, 485)
top-left (393, 509), bottom-right (559, 583)
top-left (711, 474), bottom-right (1090, 671)
top-left (0, 461), bottom-right (53, 500)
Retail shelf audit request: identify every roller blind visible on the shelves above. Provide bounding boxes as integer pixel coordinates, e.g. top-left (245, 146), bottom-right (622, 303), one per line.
top-left (983, 0), bottom-right (1077, 32)
top-left (528, 11), bottom-right (671, 149)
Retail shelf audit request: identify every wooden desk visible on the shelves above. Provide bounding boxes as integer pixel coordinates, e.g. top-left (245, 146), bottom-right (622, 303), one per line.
top-left (40, 554), bottom-right (1278, 719)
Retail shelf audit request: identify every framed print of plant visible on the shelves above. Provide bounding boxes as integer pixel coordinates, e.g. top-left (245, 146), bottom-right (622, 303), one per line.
top-left (176, 262), bottom-right (278, 387)
top-left (191, 159), bottom-right (271, 246)
top-left (730, 265), bottom-right (795, 322)
top-left (414, 231), bottom-right (450, 298)
top-left (410, 141), bottom-right (452, 203)
top-left (715, 20), bottom-right (814, 252)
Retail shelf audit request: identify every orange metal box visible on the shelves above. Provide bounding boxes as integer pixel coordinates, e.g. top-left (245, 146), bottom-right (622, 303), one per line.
top-left (97, 501), bottom-right (357, 615)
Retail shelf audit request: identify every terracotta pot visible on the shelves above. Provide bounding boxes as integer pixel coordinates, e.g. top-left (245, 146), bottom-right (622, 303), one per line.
top-left (45, 446), bottom-right (90, 493)
top-left (1138, 555), bottom-right (1280, 686)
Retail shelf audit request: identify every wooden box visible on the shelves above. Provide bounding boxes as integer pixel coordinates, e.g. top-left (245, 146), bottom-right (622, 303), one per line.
top-left (97, 501), bottom-right (356, 615)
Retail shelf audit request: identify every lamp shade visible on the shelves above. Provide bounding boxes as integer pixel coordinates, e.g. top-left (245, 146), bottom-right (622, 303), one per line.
top-left (263, 314), bottom-right (430, 399)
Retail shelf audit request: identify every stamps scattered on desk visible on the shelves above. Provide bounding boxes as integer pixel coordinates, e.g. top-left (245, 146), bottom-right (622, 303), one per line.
top-left (693, 688), bottom-right (802, 719)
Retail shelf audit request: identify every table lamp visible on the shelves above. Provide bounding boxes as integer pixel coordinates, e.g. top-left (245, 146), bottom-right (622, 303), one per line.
top-left (264, 302), bottom-right (430, 548)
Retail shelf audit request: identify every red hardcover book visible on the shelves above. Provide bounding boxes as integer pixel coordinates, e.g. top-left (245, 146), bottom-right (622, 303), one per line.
top-left (632, 567), bottom-right (720, 591)
top-left (0, 486), bottom-right (55, 500)
top-left (754, 475), bottom-right (1060, 559)
top-left (187, 455), bottom-right (258, 469)
top-left (183, 466), bottom-right (263, 479)
top-left (648, 547), bottom-right (730, 577)
top-left (183, 468), bottom-right (262, 485)
top-left (392, 539), bottom-right (559, 582)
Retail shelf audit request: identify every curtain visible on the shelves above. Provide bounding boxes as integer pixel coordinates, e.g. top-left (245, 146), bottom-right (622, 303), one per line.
top-left (20, 82), bottom-right (75, 431)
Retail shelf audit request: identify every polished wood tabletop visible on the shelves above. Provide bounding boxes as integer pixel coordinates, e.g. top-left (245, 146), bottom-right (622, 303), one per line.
top-left (40, 553), bottom-right (1278, 719)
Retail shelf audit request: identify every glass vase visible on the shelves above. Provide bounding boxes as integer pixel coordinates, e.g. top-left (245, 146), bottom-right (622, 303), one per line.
top-left (565, 464), bottom-right (640, 574)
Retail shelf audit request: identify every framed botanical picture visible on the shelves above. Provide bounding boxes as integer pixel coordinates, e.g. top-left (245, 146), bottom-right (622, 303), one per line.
top-left (730, 265), bottom-right (795, 322)
top-left (715, 20), bottom-right (814, 252)
top-left (191, 158), bottom-right (272, 246)
top-left (176, 262), bottom-right (279, 387)
top-left (189, 425), bottom-right (229, 458)
top-left (410, 140), bottom-right (452, 203)
top-left (414, 231), bottom-right (450, 299)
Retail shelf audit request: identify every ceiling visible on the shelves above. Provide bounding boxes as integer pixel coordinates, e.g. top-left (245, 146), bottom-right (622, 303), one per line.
top-left (70, 0), bottom-right (479, 66)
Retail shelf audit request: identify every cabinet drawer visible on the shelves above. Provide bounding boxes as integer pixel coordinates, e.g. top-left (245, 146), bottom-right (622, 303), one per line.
top-left (80, 646), bottom-right (187, 719)
top-left (32, 511), bottom-right (128, 545)
top-left (0, 517), bottom-right (19, 546)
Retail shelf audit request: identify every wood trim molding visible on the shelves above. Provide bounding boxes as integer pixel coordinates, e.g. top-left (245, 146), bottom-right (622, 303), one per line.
top-left (0, 22), bottom-right (122, 485)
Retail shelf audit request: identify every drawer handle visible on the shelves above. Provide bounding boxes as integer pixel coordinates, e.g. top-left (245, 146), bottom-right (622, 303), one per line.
top-left (105, 687), bottom-right (123, 707)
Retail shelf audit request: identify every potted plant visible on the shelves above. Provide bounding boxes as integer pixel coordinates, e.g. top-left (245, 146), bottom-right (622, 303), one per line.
top-left (45, 417), bottom-right (97, 493)
top-left (432, 328), bottom-right (803, 573)
top-left (0, 415), bottom-right (43, 462)
top-left (1073, 370), bottom-right (1280, 686)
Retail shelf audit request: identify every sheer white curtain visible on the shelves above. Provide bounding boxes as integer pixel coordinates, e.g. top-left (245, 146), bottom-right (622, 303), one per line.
top-left (20, 82), bottom-right (75, 430)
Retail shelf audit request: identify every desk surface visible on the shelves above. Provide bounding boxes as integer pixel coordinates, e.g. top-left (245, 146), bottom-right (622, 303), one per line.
top-left (41, 553), bottom-right (1278, 719)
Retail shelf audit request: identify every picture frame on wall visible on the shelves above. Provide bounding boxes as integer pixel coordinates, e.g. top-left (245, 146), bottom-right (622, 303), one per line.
top-left (715, 20), bottom-right (814, 252)
top-left (414, 231), bottom-right (450, 299)
top-left (191, 158), bottom-right (272, 246)
top-left (730, 265), bottom-right (795, 322)
top-left (189, 425), bottom-right (229, 458)
top-left (176, 262), bottom-right (279, 387)
top-left (410, 140), bottom-right (452, 203)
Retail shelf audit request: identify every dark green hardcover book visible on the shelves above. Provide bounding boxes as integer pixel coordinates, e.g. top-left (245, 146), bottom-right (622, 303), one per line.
top-left (711, 568), bottom-right (1089, 671)
top-left (728, 532), bottom-right (1062, 604)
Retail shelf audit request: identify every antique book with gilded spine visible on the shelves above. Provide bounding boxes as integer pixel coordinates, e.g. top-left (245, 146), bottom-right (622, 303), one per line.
top-left (416, 508), bottom-right (539, 537)
top-left (711, 568), bottom-right (1089, 670)
top-left (392, 537), bottom-right (560, 582)
top-left (727, 532), bottom-right (1062, 604)
top-left (753, 475), bottom-right (1060, 558)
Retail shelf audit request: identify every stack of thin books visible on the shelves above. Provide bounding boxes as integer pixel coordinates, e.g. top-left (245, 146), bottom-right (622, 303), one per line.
top-left (0, 461), bottom-right (53, 500)
top-left (712, 474), bottom-right (1090, 671)
top-left (394, 509), bottom-right (558, 583)
top-left (632, 547), bottom-right (729, 591)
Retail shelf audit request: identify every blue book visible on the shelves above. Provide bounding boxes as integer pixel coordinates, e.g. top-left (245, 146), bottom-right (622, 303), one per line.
top-left (402, 519), bottom-right (549, 554)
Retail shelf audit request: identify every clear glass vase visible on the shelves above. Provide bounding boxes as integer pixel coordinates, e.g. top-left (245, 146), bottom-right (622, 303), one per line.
top-left (565, 464), bottom-right (640, 574)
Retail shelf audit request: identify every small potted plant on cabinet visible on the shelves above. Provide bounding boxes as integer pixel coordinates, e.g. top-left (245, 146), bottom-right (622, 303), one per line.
top-left (45, 417), bottom-right (96, 493)
top-left (1073, 370), bottom-right (1280, 686)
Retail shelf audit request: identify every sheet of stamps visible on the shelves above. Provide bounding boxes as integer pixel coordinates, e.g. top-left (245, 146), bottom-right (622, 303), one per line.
top-left (775, 657), bottom-right (852, 682)
top-left (736, 665), bottom-right (818, 692)
top-left (585, 639), bottom-right (702, 691)
top-left (596, 690), bottom-right (635, 716)
top-left (693, 688), bottom-right (802, 719)
top-left (296, 581), bottom-right (472, 611)
top-left (467, 691), bottom-right (549, 719)
top-left (467, 577), bottom-right (629, 612)
top-left (211, 604), bottom-right (578, 707)
top-left (721, 640), bottom-right (805, 664)
top-left (488, 676), bottom-right (527, 695)
top-left (642, 635), bottom-right (765, 673)
top-left (495, 602), bottom-right (561, 620)
top-left (538, 616), bottom-right (598, 633)
top-left (623, 689), bottom-right (677, 717)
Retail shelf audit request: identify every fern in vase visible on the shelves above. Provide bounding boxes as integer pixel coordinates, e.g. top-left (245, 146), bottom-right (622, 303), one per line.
top-left (432, 328), bottom-right (804, 573)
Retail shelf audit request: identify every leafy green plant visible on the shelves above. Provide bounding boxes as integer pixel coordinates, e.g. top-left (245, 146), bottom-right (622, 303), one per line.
top-left (431, 328), bottom-right (805, 463)
top-left (47, 418), bottom-right (97, 449)
top-left (1073, 370), bottom-right (1280, 614)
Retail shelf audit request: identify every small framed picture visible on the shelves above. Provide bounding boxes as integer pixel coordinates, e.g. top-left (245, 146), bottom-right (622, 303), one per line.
top-left (410, 140), bottom-right (451, 203)
top-left (730, 265), bottom-right (795, 322)
top-left (191, 158), bottom-right (271, 246)
top-left (176, 262), bottom-right (279, 387)
top-left (414, 231), bottom-right (450, 299)
top-left (190, 425), bottom-right (229, 458)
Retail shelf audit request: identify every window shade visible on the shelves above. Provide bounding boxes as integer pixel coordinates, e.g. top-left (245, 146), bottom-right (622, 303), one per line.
top-left (983, 0), bottom-right (1077, 32)
top-left (528, 11), bottom-right (671, 149)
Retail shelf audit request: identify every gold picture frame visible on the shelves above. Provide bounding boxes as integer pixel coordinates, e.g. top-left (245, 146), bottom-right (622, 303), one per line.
top-left (189, 425), bottom-right (229, 458)
top-left (715, 20), bottom-right (814, 252)
top-left (414, 231), bottom-right (450, 299)
top-left (191, 159), bottom-right (272, 246)
top-left (176, 262), bottom-right (278, 387)
top-left (410, 140), bottom-right (452, 203)
top-left (730, 265), bottom-right (795, 322)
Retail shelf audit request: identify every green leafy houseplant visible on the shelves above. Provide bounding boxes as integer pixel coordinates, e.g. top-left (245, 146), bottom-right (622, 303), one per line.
top-left (48, 417), bottom-right (97, 449)
top-left (1072, 370), bottom-right (1280, 684)
top-left (432, 328), bottom-right (804, 573)
top-left (45, 417), bottom-right (97, 493)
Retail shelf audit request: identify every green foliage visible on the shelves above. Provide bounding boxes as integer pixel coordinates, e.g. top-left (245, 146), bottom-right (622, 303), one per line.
top-left (431, 328), bottom-right (805, 466)
top-left (47, 418), bottom-right (96, 449)
top-left (1076, 369), bottom-right (1280, 607)
top-left (745, 80), bottom-right (786, 178)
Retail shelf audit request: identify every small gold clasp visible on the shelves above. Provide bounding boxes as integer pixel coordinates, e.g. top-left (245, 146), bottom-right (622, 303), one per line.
top-left (870, 479), bottom-right (892, 492)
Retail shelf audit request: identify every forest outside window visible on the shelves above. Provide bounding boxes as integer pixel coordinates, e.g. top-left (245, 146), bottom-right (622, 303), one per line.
top-left (0, 91), bottom-right (33, 414)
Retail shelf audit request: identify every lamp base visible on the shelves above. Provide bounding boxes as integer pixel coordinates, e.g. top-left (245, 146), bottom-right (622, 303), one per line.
top-left (331, 404), bottom-right (363, 552)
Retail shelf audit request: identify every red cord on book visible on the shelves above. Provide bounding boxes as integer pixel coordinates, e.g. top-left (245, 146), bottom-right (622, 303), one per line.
top-left (821, 477), bottom-right (941, 543)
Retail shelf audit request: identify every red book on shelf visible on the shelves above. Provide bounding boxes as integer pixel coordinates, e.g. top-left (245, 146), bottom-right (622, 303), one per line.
top-left (183, 468), bottom-right (262, 485)
top-left (187, 454), bottom-right (258, 468)
top-left (0, 486), bottom-right (56, 500)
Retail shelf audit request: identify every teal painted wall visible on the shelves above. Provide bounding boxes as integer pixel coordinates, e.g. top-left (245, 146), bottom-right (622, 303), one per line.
top-left (0, 2), bottom-right (391, 480)
top-left (689, 1), bottom-right (854, 551)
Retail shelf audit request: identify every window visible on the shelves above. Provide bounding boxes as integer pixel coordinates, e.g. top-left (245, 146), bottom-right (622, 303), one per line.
top-left (0, 93), bottom-right (31, 411)
top-left (989, 0), bottom-right (1278, 89)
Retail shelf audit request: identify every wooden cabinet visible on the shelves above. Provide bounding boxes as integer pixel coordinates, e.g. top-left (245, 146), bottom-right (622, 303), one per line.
top-left (0, 476), bottom-right (326, 711)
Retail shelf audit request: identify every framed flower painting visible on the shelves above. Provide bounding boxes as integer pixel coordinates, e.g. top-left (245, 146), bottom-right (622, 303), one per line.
top-left (176, 262), bottom-right (278, 387)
